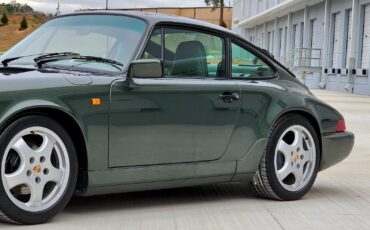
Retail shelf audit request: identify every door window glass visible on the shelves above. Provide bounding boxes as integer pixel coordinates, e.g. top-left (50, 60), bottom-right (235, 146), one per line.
top-left (231, 42), bottom-right (275, 78)
top-left (141, 28), bottom-right (162, 59)
top-left (163, 28), bottom-right (225, 78)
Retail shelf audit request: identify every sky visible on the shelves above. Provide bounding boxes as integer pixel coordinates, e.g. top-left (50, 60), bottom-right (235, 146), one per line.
top-left (3, 0), bottom-right (232, 14)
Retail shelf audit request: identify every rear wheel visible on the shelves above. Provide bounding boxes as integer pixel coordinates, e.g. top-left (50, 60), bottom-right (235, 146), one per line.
top-left (0, 115), bottom-right (77, 224)
top-left (252, 114), bottom-right (320, 200)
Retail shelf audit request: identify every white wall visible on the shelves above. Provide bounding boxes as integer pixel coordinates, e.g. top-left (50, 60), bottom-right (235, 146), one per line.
top-left (232, 0), bottom-right (370, 95)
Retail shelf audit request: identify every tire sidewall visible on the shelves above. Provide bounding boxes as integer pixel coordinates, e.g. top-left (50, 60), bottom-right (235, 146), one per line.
top-left (0, 115), bottom-right (77, 224)
top-left (265, 115), bottom-right (320, 200)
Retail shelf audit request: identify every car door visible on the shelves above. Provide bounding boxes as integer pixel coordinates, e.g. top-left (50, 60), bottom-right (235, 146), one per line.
top-left (108, 27), bottom-right (241, 167)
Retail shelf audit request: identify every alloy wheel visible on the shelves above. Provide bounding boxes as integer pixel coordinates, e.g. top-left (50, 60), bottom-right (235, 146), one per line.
top-left (274, 125), bottom-right (316, 192)
top-left (1, 126), bottom-right (70, 212)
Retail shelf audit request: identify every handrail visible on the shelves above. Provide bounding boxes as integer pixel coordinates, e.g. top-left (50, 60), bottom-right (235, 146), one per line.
top-left (277, 48), bottom-right (322, 71)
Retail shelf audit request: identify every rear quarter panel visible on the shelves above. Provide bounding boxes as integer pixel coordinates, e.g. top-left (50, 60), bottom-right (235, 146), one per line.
top-left (230, 72), bottom-right (342, 179)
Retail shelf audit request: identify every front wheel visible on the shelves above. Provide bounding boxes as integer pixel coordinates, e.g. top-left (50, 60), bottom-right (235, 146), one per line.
top-left (252, 114), bottom-right (320, 200)
top-left (0, 115), bottom-right (77, 224)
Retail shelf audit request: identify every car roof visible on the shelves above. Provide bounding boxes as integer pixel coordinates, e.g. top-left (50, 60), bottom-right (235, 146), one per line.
top-left (58, 10), bottom-right (238, 36)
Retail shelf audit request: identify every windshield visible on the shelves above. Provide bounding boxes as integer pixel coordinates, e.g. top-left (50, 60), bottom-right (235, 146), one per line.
top-left (0, 14), bottom-right (147, 73)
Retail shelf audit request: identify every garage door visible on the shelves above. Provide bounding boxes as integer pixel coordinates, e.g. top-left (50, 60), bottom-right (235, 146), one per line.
top-left (332, 13), bottom-right (341, 68)
top-left (346, 10), bottom-right (352, 68)
top-left (361, 5), bottom-right (370, 68)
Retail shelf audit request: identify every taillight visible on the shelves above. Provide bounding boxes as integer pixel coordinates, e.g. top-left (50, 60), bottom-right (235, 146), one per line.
top-left (336, 118), bottom-right (346, 132)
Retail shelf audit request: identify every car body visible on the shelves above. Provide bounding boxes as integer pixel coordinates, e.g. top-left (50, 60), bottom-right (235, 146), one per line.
top-left (0, 11), bottom-right (354, 224)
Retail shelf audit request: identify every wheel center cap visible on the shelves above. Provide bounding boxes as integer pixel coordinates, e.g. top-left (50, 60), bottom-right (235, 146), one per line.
top-left (33, 165), bottom-right (42, 174)
top-left (293, 154), bottom-right (299, 163)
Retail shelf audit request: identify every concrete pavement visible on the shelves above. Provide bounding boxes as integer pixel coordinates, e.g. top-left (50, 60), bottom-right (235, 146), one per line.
top-left (1, 89), bottom-right (370, 230)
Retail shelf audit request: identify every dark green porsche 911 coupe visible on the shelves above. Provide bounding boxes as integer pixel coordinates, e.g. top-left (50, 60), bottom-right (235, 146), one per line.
top-left (0, 11), bottom-right (354, 224)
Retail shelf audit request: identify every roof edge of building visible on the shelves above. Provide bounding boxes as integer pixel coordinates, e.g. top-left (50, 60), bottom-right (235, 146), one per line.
top-left (237, 0), bottom-right (322, 28)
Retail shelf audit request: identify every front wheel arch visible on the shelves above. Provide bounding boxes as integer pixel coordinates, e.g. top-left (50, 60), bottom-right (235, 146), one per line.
top-left (0, 107), bottom-right (88, 195)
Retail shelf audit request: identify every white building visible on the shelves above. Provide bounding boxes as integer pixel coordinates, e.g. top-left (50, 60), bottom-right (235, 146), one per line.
top-left (232, 0), bottom-right (370, 95)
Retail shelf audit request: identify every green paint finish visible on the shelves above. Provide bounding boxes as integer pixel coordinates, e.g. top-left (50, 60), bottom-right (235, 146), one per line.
top-left (109, 78), bottom-right (240, 167)
top-left (0, 12), bottom-right (354, 196)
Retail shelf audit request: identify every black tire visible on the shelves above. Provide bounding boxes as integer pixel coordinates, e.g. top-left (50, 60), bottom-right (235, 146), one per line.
top-left (0, 115), bottom-right (78, 224)
top-left (252, 114), bottom-right (320, 201)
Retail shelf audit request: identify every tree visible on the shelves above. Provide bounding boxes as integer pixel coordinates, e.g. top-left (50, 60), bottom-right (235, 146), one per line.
top-left (19, 16), bottom-right (27, 30)
top-left (205, 0), bottom-right (227, 28)
top-left (1, 13), bottom-right (8, 25)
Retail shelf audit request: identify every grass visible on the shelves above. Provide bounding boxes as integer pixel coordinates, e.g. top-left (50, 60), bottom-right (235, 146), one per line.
top-left (0, 14), bottom-right (47, 52)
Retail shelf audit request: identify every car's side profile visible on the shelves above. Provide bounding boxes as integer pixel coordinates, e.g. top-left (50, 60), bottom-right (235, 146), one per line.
top-left (0, 11), bottom-right (354, 224)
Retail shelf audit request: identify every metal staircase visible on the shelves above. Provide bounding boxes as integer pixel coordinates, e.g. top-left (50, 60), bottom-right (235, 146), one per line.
top-left (277, 48), bottom-right (322, 82)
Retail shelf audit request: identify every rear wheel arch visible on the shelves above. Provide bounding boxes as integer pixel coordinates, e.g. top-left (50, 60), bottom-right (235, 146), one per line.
top-left (0, 107), bottom-right (88, 195)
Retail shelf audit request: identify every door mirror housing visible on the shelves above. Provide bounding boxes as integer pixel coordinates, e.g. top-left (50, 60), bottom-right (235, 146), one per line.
top-left (128, 59), bottom-right (163, 78)
top-left (126, 59), bottom-right (163, 88)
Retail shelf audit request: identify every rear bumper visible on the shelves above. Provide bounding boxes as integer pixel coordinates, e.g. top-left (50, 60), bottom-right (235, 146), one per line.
top-left (319, 131), bottom-right (355, 171)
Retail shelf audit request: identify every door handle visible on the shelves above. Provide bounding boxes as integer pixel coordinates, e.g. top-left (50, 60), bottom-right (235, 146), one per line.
top-left (219, 92), bottom-right (240, 103)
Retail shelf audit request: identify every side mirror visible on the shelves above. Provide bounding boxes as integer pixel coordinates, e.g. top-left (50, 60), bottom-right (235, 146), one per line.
top-left (126, 59), bottom-right (163, 88)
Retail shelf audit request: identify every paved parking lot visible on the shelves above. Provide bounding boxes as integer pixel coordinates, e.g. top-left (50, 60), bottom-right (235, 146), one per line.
top-left (1, 89), bottom-right (370, 230)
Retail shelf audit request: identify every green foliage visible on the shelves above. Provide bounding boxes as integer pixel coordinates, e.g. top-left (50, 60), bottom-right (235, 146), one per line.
top-left (19, 16), bottom-right (27, 30)
top-left (6, 2), bottom-right (33, 14)
top-left (204, 0), bottom-right (225, 9)
top-left (0, 2), bottom-right (33, 15)
top-left (1, 12), bottom-right (8, 25)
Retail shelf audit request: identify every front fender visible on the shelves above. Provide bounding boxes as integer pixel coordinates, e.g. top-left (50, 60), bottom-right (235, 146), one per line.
top-left (0, 99), bottom-right (84, 133)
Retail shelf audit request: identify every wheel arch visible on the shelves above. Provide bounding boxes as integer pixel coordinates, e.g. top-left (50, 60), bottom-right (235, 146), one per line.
top-left (0, 105), bottom-right (88, 195)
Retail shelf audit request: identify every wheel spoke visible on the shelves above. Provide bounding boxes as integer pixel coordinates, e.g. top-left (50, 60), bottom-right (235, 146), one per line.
top-left (11, 138), bottom-right (34, 160)
top-left (277, 164), bottom-right (293, 181)
top-left (38, 134), bottom-right (55, 157)
top-left (302, 147), bottom-right (313, 165)
top-left (47, 168), bottom-right (63, 185)
top-left (293, 166), bottom-right (304, 187)
top-left (277, 140), bottom-right (292, 157)
top-left (4, 168), bottom-right (28, 189)
top-left (28, 182), bottom-right (45, 204)
top-left (293, 129), bottom-right (304, 149)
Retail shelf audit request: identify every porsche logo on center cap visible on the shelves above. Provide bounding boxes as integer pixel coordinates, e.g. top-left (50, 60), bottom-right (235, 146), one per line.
top-left (293, 154), bottom-right (299, 163)
top-left (33, 165), bottom-right (42, 174)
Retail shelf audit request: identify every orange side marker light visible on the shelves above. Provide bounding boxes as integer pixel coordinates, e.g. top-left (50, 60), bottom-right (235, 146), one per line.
top-left (91, 98), bottom-right (101, 106)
